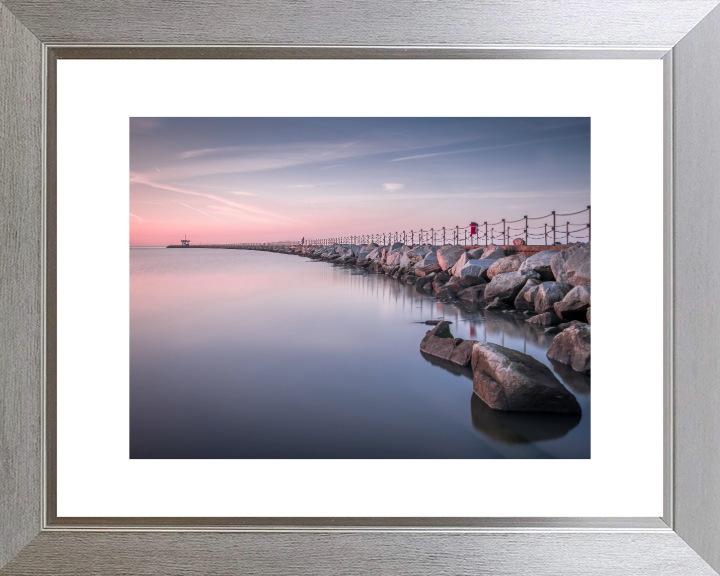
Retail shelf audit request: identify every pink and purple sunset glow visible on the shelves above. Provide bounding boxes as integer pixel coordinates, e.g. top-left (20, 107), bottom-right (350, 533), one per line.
top-left (129, 118), bottom-right (590, 246)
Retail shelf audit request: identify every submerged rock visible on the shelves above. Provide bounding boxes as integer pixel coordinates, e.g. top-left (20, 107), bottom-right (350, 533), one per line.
top-left (419, 321), bottom-right (476, 366)
top-left (546, 322), bottom-right (591, 373)
top-left (471, 342), bottom-right (581, 413)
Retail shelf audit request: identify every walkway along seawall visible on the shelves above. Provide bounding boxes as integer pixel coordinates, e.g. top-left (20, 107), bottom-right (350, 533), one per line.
top-left (167, 240), bottom-right (591, 416)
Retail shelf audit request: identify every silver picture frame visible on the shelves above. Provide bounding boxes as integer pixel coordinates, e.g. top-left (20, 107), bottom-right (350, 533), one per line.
top-left (1, 1), bottom-right (719, 573)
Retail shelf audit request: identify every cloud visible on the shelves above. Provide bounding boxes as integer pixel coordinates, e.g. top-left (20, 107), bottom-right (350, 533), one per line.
top-left (383, 183), bottom-right (405, 192)
top-left (227, 191), bottom-right (259, 196)
top-left (287, 184), bottom-right (315, 189)
top-left (178, 146), bottom-right (247, 159)
top-left (171, 200), bottom-right (222, 221)
top-left (320, 164), bottom-right (347, 170)
top-left (388, 134), bottom-right (584, 163)
top-left (129, 212), bottom-right (143, 222)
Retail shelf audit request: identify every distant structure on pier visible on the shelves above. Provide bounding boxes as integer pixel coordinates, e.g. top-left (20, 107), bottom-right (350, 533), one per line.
top-left (180, 235), bottom-right (190, 247)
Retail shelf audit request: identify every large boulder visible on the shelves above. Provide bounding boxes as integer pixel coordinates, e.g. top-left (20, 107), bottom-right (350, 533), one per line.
top-left (550, 243), bottom-right (584, 283)
top-left (566, 242), bottom-right (591, 287)
top-left (415, 262), bottom-right (442, 276)
top-left (446, 275), bottom-right (486, 291)
top-left (554, 286), bottom-right (591, 321)
top-left (482, 245), bottom-right (505, 260)
top-left (420, 321), bottom-right (476, 366)
top-left (514, 278), bottom-right (542, 310)
top-left (437, 245), bottom-right (466, 271)
top-left (484, 270), bottom-right (540, 304)
top-left (386, 252), bottom-right (402, 266)
top-left (467, 248), bottom-right (484, 259)
top-left (534, 282), bottom-right (573, 314)
top-left (456, 258), bottom-right (496, 279)
top-left (389, 241), bottom-right (404, 252)
top-left (435, 285), bottom-right (457, 300)
top-left (586, 308), bottom-right (591, 325)
top-left (487, 254), bottom-right (528, 280)
top-left (526, 312), bottom-right (562, 326)
top-left (457, 284), bottom-right (487, 303)
top-left (546, 322), bottom-right (591, 373)
top-left (366, 248), bottom-right (381, 260)
top-left (518, 250), bottom-right (559, 281)
top-left (420, 251), bottom-right (439, 267)
top-left (407, 245), bottom-right (430, 257)
top-left (399, 254), bottom-right (412, 266)
top-left (471, 342), bottom-right (581, 413)
top-left (450, 251), bottom-right (473, 276)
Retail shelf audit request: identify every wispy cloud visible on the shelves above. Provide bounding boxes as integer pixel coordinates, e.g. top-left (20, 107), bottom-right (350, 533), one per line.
top-left (171, 200), bottom-right (222, 221)
top-left (320, 164), bottom-right (347, 170)
top-left (383, 183), bottom-right (405, 192)
top-left (227, 191), bottom-right (260, 196)
top-left (178, 146), bottom-right (247, 159)
top-left (388, 134), bottom-right (584, 163)
top-left (129, 213), bottom-right (143, 222)
top-left (287, 184), bottom-right (315, 189)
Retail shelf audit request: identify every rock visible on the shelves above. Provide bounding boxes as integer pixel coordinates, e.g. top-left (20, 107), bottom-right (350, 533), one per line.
top-left (550, 243), bottom-right (584, 284)
top-left (415, 274), bottom-right (435, 289)
top-left (566, 242), bottom-right (591, 287)
top-left (485, 299), bottom-right (510, 311)
top-left (514, 278), bottom-right (542, 310)
top-left (546, 322), bottom-right (591, 373)
top-left (419, 321), bottom-right (476, 366)
top-left (424, 319), bottom-right (451, 325)
top-left (471, 342), bottom-right (580, 413)
top-left (534, 282), bottom-right (572, 314)
top-left (554, 286), bottom-right (591, 321)
top-left (487, 254), bottom-right (528, 280)
top-left (586, 307), bottom-right (591, 325)
top-left (482, 245), bottom-right (505, 260)
top-left (415, 262), bottom-right (442, 276)
top-left (389, 241), bottom-right (404, 252)
top-left (456, 258), bottom-right (496, 279)
top-left (404, 275), bottom-right (418, 284)
top-left (457, 284), bottom-right (487, 302)
top-left (450, 251), bottom-right (473, 276)
top-left (435, 285), bottom-right (457, 300)
top-left (382, 265), bottom-right (393, 275)
top-left (366, 248), bottom-right (381, 260)
top-left (368, 260), bottom-right (384, 273)
top-left (513, 238), bottom-right (526, 246)
top-left (518, 250), bottom-right (559, 281)
top-left (435, 270), bottom-right (451, 283)
top-left (423, 282), bottom-right (434, 293)
top-left (526, 312), bottom-right (562, 326)
top-left (467, 248), bottom-right (484, 259)
top-left (399, 254), bottom-right (412, 266)
top-left (420, 251), bottom-right (439, 267)
top-left (386, 252), bottom-right (402, 266)
top-left (437, 245), bottom-right (466, 271)
top-left (447, 275), bottom-right (485, 292)
top-left (484, 270), bottom-right (540, 304)
top-left (407, 245), bottom-right (430, 257)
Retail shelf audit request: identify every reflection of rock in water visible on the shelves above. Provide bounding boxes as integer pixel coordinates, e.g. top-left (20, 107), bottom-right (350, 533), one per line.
top-left (548, 358), bottom-right (591, 395)
top-left (470, 393), bottom-right (581, 444)
top-left (420, 351), bottom-right (473, 380)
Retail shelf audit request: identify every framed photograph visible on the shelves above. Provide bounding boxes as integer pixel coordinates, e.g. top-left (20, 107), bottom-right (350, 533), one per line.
top-left (2, 1), bottom-right (719, 574)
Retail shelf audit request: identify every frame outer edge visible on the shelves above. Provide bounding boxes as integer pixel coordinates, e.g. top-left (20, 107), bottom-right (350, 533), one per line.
top-left (0, 2), bottom-right (43, 571)
top-left (672, 3), bottom-right (720, 573)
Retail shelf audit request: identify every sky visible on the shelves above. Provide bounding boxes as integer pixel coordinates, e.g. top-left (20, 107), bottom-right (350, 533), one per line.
top-left (129, 117), bottom-right (590, 246)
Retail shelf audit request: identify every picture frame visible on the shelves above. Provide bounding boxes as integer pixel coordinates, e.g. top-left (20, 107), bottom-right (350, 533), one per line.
top-left (1, 0), bottom-right (719, 573)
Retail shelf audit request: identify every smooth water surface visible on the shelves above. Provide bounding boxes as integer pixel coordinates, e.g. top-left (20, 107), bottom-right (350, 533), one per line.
top-left (130, 248), bottom-right (590, 459)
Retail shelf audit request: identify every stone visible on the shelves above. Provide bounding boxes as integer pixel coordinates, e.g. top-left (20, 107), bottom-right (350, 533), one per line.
top-left (435, 285), bottom-right (457, 300)
top-left (467, 248), bottom-right (484, 259)
top-left (487, 254), bottom-right (528, 280)
top-left (437, 245), bottom-right (467, 271)
top-left (514, 278), bottom-right (542, 310)
top-left (447, 275), bottom-right (485, 292)
top-left (450, 251), bottom-right (473, 276)
top-left (415, 274), bottom-right (435, 289)
top-left (424, 319), bottom-right (451, 325)
top-left (399, 254), bottom-right (412, 266)
top-left (457, 284), bottom-right (487, 302)
top-left (368, 261), bottom-right (384, 274)
top-left (518, 250), bottom-right (559, 281)
top-left (404, 275), bottom-right (418, 284)
top-left (485, 299), bottom-right (510, 311)
top-left (419, 321), bottom-right (476, 366)
top-left (386, 252), bottom-right (402, 266)
top-left (550, 243), bottom-right (584, 284)
top-left (482, 245), bottom-right (505, 260)
top-left (566, 242), bottom-right (591, 287)
top-left (423, 282), bottom-right (434, 293)
top-left (471, 342), bottom-right (581, 413)
top-left (554, 286), bottom-right (591, 321)
top-left (407, 245), bottom-right (431, 257)
top-left (420, 251), bottom-right (439, 267)
top-left (526, 312), bottom-right (563, 326)
top-left (389, 241), bottom-right (404, 252)
top-left (546, 322), bottom-right (591, 373)
top-left (534, 282), bottom-right (573, 314)
top-left (484, 270), bottom-right (540, 304)
top-left (456, 258), bottom-right (496, 280)
top-left (513, 238), bottom-right (526, 245)
top-left (366, 248), bottom-right (381, 260)
top-left (586, 307), bottom-right (591, 325)
top-left (415, 262), bottom-right (442, 276)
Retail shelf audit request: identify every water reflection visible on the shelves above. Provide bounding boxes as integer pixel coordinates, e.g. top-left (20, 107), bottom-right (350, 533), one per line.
top-left (470, 393), bottom-right (581, 444)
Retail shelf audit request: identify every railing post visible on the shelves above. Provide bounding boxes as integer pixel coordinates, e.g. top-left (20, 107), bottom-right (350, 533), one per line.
top-left (544, 223), bottom-right (547, 245)
top-left (456, 225), bottom-right (459, 245)
top-left (442, 226), bottom-right (445, 245)
top-left (566, 221), bottom-right (569, 244)
top-left (524, 215), bottom-right (528, 245)
top-left (491, 228), bottom-right (494, 244)
top-left (484, 222), bottom-right (488, 246)
top-left (502, 219), bottom-right (506, 246)
top-left (552, 210), bottom-right (556, 244)
top-left (431, 228), bottom-right (434, 245)
top-left (588, 205), bottom-right (591, 241)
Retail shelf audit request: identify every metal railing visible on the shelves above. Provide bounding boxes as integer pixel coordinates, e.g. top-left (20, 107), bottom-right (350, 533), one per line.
top-left (168, 206), bottom-right (590, 248)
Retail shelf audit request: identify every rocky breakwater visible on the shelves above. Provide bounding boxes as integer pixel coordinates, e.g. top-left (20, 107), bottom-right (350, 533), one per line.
top-left (273, 239), bottom-right (591, 394)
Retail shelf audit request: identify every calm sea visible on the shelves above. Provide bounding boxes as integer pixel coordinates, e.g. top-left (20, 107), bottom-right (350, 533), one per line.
top-left (130, 247), bottom-right (590, 459)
